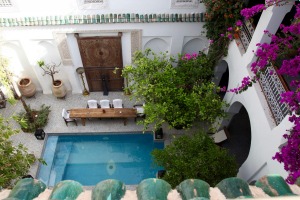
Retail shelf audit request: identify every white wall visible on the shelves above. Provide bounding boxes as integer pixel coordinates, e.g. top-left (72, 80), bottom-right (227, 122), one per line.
top-left (0, 22), bottom-right (206, 94)
top-left (0, 0), bottom-right (207, 94)
top-left (0, 0), bottom-right (206, 17)
top-left (222, 2), bottom-right (294, 182)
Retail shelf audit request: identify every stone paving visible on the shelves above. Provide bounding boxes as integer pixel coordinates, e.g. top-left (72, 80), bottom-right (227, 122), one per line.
top-left (0, 91), bottom-right (186, 178)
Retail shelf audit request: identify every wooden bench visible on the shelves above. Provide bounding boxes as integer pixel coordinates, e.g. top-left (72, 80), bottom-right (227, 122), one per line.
top-left (69, 108), bottom-right (137, 126)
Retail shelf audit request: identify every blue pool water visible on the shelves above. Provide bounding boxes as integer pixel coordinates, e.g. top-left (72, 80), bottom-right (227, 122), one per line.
top-left (38, 133), bottom-right (164, 186)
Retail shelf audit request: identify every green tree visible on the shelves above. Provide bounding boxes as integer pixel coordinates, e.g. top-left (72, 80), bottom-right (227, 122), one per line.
top-left (152, 131), bottom-right (238, 187)
top-left (0, 115), bottom-right (37, 188)
top-left (0, 56), bottom-right (34, 123)
top-left (122, 49), bottom-right (227, 130)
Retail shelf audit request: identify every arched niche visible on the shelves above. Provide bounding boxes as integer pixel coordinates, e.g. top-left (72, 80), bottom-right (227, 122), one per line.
top-left (1, 42), bottom-right (28, 78)
top-left (182, 37), bottom-right (208, 55)
top-left (36, 41), bottom-right (61, 64)
top-left (0, 42), bottom-right (40, 88)
top-left (143, 38), bottom-right (169, 55)
top-left (35, 40), bottom-right (71, 92)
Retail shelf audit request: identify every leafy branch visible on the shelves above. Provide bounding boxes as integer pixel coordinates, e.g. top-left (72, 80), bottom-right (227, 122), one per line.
top-left (37, 60), bottom-right (60, 85)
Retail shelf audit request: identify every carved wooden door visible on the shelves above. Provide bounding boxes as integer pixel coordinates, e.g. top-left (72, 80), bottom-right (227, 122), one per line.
top-left (76, 34), bottom-right (124, 92)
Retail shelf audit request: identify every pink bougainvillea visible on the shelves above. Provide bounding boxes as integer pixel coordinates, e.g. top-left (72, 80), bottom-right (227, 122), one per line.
top-left (229, 2), bottom-right (300, 184)
top-left (240, 4), bottom-right (266, 19)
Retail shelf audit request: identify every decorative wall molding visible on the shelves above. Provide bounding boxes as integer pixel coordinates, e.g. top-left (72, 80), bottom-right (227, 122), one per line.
top-left (0, 12), bottom-right (205, 27)
top-left (53, 33), bottom-right (73, 66)
top-left (131, 31), bottom-right (142, 58)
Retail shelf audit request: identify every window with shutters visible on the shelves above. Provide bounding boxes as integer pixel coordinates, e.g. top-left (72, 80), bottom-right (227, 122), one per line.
top-left (77, 0), bottom-right (107, 10)
top-left (0, 0), bottom-right (17, 12)
top-left (84, 0), bottom-right (104, 3)
top-left (171, 0), bottom-right (201, 8)
top-left (0, 0), bottom-right (12, 7)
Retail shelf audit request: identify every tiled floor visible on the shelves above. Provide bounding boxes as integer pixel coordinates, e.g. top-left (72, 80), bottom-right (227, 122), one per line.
top-left (0, 91), bottom-right (184, 178)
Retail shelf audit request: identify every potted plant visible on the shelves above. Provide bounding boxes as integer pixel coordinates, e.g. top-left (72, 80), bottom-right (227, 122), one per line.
top-left (1, 56), bottom-right (49, 129)
top-left (37, 60), bottom-right (66, 98)
top-left (17, 77), bottom-right (36, 98)
top-left (13, 104), bottom-right (51, 133)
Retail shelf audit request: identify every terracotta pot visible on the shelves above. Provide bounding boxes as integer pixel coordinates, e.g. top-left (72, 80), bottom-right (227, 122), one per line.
top-left (17, 78), bottom-right (36, 98)
top-left (52, 80), bottom-right (66, 98)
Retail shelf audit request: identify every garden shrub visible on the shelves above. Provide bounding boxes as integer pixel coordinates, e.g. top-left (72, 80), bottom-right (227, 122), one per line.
top-left (13, 104), bottom-right (51, 133)
top-left (152, 130), bottom-right (238, 187)
top-left (0, 115), bottom-right (37, 188)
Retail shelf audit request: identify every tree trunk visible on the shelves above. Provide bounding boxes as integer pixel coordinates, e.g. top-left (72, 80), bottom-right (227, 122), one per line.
top-left (11, 85), bottom-right (34, 123)
top-left (51, 74), bottom-right (55, 86)
top-left (19, 96), bottom-right (34, 123)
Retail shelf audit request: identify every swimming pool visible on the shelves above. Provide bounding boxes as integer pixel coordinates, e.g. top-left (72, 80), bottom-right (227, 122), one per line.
top-left (37, 133), bottom-right (164, 186)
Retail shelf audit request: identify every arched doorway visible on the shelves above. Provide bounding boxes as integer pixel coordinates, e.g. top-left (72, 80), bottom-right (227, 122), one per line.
top-left (213, 60), bottom-right (229, 99)
top-left (220, 103), bottom-right (251, 167)
top-left (218, 67), bottom-right (229, 99)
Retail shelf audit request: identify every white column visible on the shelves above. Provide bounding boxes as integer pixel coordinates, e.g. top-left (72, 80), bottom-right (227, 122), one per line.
top-left (170, 35), bottom-right (184, 56)
top-left (66, 33), bottom-right (85, 94)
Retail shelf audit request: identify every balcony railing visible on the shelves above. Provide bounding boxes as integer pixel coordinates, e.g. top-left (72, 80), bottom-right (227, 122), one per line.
top-left (259, 64), bottom-right (290, 125)
top-left (238, 19), bottom-right (255, 52)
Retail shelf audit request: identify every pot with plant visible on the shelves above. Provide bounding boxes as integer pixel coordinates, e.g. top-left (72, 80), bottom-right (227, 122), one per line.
top-left (17, 77), bottom-right (36, 98)
top-left (37, 60), bottom-right (66, 98)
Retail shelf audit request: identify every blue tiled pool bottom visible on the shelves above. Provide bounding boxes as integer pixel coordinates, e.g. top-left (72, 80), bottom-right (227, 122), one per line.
top-left (38, 133), bottom-right (164, 186)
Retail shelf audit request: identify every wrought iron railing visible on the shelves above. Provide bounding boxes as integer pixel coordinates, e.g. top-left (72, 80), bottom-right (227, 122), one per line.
top-left (238, 19), bottom-right (255, 52)
top-left (259, 64), bottom-right (290, 125)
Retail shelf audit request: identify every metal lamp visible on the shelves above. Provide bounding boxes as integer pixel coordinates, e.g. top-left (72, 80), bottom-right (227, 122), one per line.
top-left (76, 67), bottom-right (90, 96)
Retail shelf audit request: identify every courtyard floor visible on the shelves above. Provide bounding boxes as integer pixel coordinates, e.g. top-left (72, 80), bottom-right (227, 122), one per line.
top-left (0, 91), bottom-right (186, 178)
